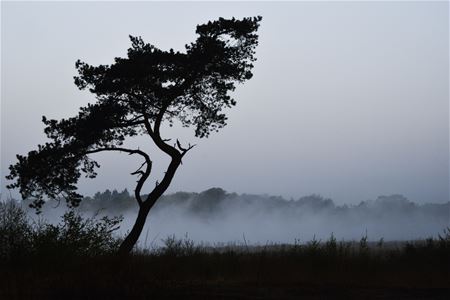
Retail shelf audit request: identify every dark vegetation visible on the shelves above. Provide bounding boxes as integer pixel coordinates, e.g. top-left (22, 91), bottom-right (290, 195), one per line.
top-left (0, 200), bottom-right (122, 260)
top-left (1, 199), bottom-right (449, 299)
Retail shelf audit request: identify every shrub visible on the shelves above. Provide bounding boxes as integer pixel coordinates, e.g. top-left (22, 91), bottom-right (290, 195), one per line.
top-left (159, 234), bottom-right (199, 257)
top-left (0, 200), bottom-right (123, 260)
top-left (0, 201), bottom-right (33, 259)
top-left (33, 210), bottom-right (123, 257)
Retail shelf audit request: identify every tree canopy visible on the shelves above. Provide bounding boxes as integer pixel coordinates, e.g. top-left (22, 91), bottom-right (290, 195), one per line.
top-left (7, 16), bottom-right (262, 214)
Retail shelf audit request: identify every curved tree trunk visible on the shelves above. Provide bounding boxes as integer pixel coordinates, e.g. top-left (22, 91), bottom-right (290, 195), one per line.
top-left (118, 205), bottom-right (151, 254)
top-left (118, 156), bottom-right (181, 255)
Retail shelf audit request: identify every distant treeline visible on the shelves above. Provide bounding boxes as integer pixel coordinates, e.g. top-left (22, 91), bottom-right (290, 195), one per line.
top-left (63, 188), bottom-right (448, 221)
top-left (8, 187), bottom-right (450, 243)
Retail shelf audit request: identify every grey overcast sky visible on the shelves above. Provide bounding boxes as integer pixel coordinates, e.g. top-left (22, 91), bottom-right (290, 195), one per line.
top-left (1, 1), bottom-right (449, 204)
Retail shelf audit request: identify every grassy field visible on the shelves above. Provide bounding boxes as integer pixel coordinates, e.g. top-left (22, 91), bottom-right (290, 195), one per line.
top-left (2, 235), bottom-right (450, 299)
top-left (1, 201), bottom-right (449, 299)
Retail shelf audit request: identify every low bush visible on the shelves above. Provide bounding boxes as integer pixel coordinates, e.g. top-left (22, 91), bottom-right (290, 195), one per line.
top-left (0, 200), bottom-right (123, 260)
top-left (0, 201), bottom-right (33, 259)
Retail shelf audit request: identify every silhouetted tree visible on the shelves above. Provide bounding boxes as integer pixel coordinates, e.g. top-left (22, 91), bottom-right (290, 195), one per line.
top-left (6, 16), bottom-right (262, 254)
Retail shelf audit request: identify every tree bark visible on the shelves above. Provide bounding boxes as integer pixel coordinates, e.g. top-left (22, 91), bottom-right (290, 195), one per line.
top-left (118, 156), bottom-right (181, 255)
top-left (118, 204), bottom-right (151, 254)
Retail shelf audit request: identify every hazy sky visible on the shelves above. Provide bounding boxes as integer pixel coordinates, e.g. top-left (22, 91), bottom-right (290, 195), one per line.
top-left (1, 1), bottom-right (449, 204)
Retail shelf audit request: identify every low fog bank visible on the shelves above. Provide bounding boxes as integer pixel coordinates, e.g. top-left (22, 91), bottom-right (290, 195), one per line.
top-left (19, 188), bottom-right (450, 247)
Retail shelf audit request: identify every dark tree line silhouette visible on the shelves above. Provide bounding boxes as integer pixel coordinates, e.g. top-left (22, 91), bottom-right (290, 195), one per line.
top-left (28, 188), bottom-right (449, 227)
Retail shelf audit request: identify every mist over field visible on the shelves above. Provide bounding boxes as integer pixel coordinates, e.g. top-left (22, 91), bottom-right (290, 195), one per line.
top-left (21, 188), bottom-right (449, 247)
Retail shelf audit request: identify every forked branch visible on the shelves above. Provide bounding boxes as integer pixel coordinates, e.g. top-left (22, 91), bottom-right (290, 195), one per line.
top-left (84, 147), bottom-right (152, 205)
top-left (175, 139), bottom-right (196, 157)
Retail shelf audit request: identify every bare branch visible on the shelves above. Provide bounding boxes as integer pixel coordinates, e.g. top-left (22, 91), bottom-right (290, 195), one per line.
top-left (84, 146), bottom-right (151, 206)
top-left (181, 143), bottom-right (196, 157)
top-left (131, 170), bottom-right (144, 176)
top-left (176, 139), bottom-right (186, 152)
top-left (134, 159), bottom-right (152, 206)
top-left (174, 140), bottom-right (196, 157)
top-left (84, 147), bottom-right (148, 160)
top-left (130, 161), bottom-right (147, 176)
